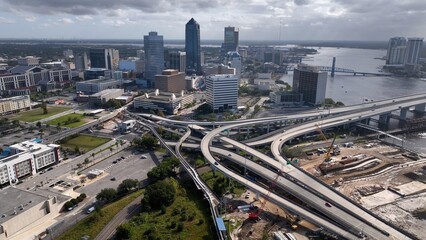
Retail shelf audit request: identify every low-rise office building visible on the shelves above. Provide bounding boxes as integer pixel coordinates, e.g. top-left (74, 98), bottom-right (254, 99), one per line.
top-left (76, 78), bottom-right (123, 95)
top-left (0, 140), bottom-right (60, 185)
top-left (0, 187), bottom-right (68, 240)
top-left (1, 66), bottom-right (71, 95)
top-left (88, 89), bottom-right (124, 107)
top-left (133, 90), bottom-right (194, 115)
top-left (269, 91), bottom-right (303, 106)
top-left (0, 95), bottom-right (31, 115)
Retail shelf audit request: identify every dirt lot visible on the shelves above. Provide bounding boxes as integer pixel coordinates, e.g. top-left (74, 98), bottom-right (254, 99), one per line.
top-left (297, 140), bottom-right (426, 239)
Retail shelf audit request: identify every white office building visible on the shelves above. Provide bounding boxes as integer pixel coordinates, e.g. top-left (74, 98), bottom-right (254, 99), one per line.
top-left (205, 74), bottom-right (238, 111)
top-left (76, 78), bottom-right (123, 94)
top-left (386, 37), bottom-right (406, 64)
top-left (0, 95), bottom-right (31, 115)
top-left (225, 51), bottom-right (242, 80)
top-left (0, 140), bottom-right (60, 185)
top-left (404, 38), bottom-right (423, 65)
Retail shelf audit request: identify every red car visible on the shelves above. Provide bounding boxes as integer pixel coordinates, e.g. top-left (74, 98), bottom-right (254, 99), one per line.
top-left (325, 202), bottom-right (332, 207)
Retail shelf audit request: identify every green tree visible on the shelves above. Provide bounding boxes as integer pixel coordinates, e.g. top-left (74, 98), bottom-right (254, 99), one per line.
top-left (117, 179), bottom-right (139, 194)
top-left (84, 158), bottom-right (90, 165)
top-left (41, 101), bottom-right (48, 114)
top-left (12, 119), bottom-right (19, 126)
top-left (36, 121), bottom-right (42, 128)
top-left (141, 179), bottom-right (176, 210)
top-left (96, 188), bottom-right (117, 202)
top-left (134, 133), bottom-right (158, 151)
top-left (282, 146), bottom-right (305, 160)
top-left (147, 157), bottom-right (180, 181)
top-left (194, 103), bottom-right (213, 115)
top-left (116, 225), bottom-right (131, 240)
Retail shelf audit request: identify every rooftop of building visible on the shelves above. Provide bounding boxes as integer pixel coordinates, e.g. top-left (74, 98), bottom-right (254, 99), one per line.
top-left (80, 78), bottom-right (121, 84)
top-left (86, 68), bottom-right (109, 72)
top-left (91, 88), bottom-right (124, 97)
top-left (8, 65), bottom-right (46, 74)
top-left (0, 187), bottom-right (69, 224)
top-left (157, 69), bottom-right (181, 76)
top-left (295, 63), bottom-right (322, 73)
top-left (9, 140), bottom-right (53, 155)
top-left (135, 90), bottom-right (189, 102)
top-left (206, 74), bottom-right (238, 80)
top-left (0, 95), bottom-right (30, 102)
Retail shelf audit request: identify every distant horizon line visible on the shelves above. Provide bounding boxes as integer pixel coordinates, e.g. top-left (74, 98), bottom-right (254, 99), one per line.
top-left (0, 38), bottom-right (390, 43)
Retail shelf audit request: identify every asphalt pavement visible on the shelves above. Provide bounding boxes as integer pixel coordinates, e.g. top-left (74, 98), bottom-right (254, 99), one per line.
top-left (77, 150), bottom-right (159, 196)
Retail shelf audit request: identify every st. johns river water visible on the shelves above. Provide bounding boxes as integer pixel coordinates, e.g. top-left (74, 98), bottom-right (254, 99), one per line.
top-left (281, 47), bottom-right (426, 153)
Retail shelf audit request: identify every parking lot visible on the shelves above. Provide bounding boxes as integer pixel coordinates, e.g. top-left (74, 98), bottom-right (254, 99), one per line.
top-left (76, 149), bottom-right (160, 196)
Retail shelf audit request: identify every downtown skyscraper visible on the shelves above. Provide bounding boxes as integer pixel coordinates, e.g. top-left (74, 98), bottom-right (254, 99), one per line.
top-left (185, 18), bottom-right (202, 75)
top-left (222, 26), bottom-right (239, 54)
top-left (144, 31), bottom-right (164, 81)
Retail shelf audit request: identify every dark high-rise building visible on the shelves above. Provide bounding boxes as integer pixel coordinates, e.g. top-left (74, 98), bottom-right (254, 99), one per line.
top-left (222, 26), bottom-right (239, 53)
top-left (144, 31), bottom-right (165, 81)
top-left (167, 50), bottom-right (186, 73)
top-left (74, 52), bottom-right (89, 71)
top-left (185, 18), bottom-right (202, 75)
top-left (89, 48), bottom-right (114, 70)
top-left (293, 64), bottom-right (327, 105)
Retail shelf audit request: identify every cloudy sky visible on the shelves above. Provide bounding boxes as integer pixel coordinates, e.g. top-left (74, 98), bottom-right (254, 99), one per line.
top-left (0, 0), bottom-right (424, 41)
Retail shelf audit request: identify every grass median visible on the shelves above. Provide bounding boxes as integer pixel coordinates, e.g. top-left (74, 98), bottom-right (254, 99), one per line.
top-left (57, 190), bottom-right (143, 240)
top-left (12, 106), bottom-right (70, 122)
top-left (47, 113), bottom-right (88, 128)
top-left (59, 134), bottom-right (111, 153)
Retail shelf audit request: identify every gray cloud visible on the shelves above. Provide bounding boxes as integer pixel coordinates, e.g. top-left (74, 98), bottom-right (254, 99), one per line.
top-left (1, 0), bottom-right (226, 15)
top-left (0, 0), bottom-right (424, 40)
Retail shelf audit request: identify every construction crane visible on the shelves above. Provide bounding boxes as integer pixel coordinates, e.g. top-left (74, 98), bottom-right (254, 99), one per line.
top-left (315, 124), bottom-right (337, 163)
top-left (248, 162), bottom-right (285, 220)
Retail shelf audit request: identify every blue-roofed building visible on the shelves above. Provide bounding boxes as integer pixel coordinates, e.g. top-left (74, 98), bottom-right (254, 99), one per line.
top-left (215, 217), bottom-right (226, 232)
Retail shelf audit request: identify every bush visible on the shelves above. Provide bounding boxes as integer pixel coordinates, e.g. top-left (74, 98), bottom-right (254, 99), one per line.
top-left (70, 198), bottom-right (79, 205)
top-left (64, 201), bottom-right (74, 210)
top-left (177, 222), bottom-right (184, 232)
top-left (187, 212), bottom-right (195, 221)
top-left (160, 205), bottom-right (166, 215)
top-left (79, 193), bottom-right (87, 199)
top-left (169, 221), bottom-right (176, 228)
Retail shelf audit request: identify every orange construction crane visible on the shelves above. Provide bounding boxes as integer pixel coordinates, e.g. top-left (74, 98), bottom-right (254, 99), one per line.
top-left (248, 162), bottom-right (285, 220)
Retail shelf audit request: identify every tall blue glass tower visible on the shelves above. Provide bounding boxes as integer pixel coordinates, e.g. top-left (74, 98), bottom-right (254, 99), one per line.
top-left (185, 18), bottom-right (202, 75)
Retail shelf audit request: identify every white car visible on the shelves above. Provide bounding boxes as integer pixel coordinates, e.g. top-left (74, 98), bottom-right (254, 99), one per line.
top-left (140, 155), bottom-right (148, 159)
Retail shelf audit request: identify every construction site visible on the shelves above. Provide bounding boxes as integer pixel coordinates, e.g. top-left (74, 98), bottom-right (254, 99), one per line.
top-left (217, 125), bottom-right (426, 240)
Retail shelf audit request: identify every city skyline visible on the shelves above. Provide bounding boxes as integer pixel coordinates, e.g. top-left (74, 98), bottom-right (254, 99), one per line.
top-left (0, 0), bottom-right (425, 40)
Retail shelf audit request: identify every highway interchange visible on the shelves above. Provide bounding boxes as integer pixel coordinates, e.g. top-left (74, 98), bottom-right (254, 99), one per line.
top-left (137, 93), bottom-right (426, 240)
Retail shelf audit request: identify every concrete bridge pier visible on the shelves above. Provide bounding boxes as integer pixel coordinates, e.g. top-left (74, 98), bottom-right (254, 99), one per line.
top-left (378, 113), bottom-right (391, 126)
top-left (414, 103), bottom-right (426, 114)
top-left (360, 118), bottom-right (370, 125)
top-left (399, 107), bottom-right (409, 121)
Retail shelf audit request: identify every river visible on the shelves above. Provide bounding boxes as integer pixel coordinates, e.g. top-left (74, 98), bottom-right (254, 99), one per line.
top-left (281, 47), bottom-right (426, 153)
